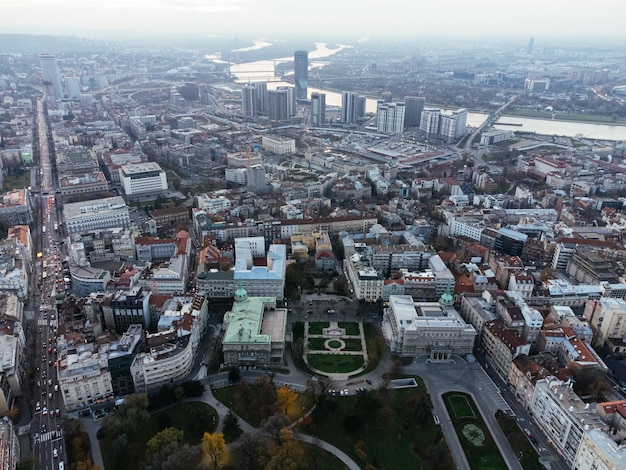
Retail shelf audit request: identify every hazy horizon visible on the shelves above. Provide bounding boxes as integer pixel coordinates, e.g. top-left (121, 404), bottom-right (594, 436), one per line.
top-left (2, 0), bottom-right (626, 45)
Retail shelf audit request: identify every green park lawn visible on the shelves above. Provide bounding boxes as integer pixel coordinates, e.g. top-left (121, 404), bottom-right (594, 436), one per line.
top-left (99, 402), bottom-right (218, 470)
top-left (342, 338), bottom-right (364, 351)
top-left (308, 337), bottom-right (330, 350)
top-left (307, 354), bottom-right (364, 373)
top-left (443, 392), bottom-right (507, 470)
top-left (338, 322), bottom-right (360, 336)
top-left (308, 322), bottom-right (330, 335)
top-left (301, 376), bottom-right (454, 469)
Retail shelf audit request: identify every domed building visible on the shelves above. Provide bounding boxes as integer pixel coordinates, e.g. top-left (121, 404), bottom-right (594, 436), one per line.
top-left (222, 286), bottom-right (287, 369)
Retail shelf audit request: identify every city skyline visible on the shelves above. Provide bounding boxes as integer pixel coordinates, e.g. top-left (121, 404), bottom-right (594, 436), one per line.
top-left (2, 0), bottom-right (626, 41)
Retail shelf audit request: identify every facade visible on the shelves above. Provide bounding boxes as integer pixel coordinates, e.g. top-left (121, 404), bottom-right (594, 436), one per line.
top-left (574, 429), bottom-right (626, 470)
top-left (222, 287), bottom-right (287, 366)
top-left (343, 241), bottom-right (384, 302)
top-left (0, 417), bottom-right (19, 470)
top-left (382, 295), bottom-right (477, 360)
top-left (100, 287), bottom-right (152, 333)
top-left (584, 298), bottom-right (626, 349)
top-left (294, 50), bottom-right (308, 101)
top-left (311, 92), bottom-right (326, 126)
top-left (530, 377), bottom-right (607, 465)
top-left (420, 108), bottom-right (441, 138)
top-left (481, 319), bottom-right (531, 379)
top-left (439, 109), bottom-right (467, 143)
top-left (57, 340), bottom-right (114, 410)
top-left (120, 162), bottom-right (168, 196)
top-left (39, 53), bottom-right (64, 100)
top-left (241, 84), bottom-right (257, 117)
top-left (64, 196), bottom-right (130, 236)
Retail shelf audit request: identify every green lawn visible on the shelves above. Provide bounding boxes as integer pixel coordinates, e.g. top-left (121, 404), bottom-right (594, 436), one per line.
top-left (443, 392), bottom-right (507, 470)
top-left (308, 337), bottom-right (330, 350)
top-left (447, 394), bottom-right (476, 419)
top-left (212, 385), bottom-right (313, 427)
top-left (99, 402), bottom-right (217, 470)
top-left (301, 376), bottom-right (454, 469)
top-left (3, 170), bottom-right (31, 191)
top-left (342, 338), bottom-right (363, 351)
top-left (338, 322), bottom-right (360, 336)
top-left (307, 354), bottom-right (364, 373)
top-left (327, 340), bottom-right (343, 348)
top-left (308, 322), bottom-right (330, 335)
top-left (496, 411), bottom-right (542, 470)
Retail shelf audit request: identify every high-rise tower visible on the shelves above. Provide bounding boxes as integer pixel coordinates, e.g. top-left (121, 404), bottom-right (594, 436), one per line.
top-left (242, 84), bottom-right (257, 117)
top-left (294, 50), bottom-right (308, 101)
top-left (404, 96), bottom-right (426, 127)
top-left (39, 53), bottom-right (64, 101)
top-left (311, 93), bottom-right (326, 126)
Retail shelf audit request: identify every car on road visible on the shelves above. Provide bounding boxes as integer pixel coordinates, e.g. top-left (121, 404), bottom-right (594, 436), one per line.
top-left (365, 379), bottom-right (372, 385)
top-left (53, 448), bottom-right (58, 458)
top-left (42, 407), bottom-right (47, 415)
top-left (36, 402), bottom-right (41, 412)
top-left (55, 408), bottom-right (61, 417)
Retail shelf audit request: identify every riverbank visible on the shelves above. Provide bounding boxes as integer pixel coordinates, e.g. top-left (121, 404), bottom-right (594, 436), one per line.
top-left (502, 108), bottom-right (626, 127)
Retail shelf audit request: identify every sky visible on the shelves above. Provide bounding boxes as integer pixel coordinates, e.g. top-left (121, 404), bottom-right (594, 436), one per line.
top-left (1, 0), bottom-right (625, 42)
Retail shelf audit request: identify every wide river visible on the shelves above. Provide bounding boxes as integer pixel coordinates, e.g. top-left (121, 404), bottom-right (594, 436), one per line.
top-left (226, 42), bottom-right (626, 142)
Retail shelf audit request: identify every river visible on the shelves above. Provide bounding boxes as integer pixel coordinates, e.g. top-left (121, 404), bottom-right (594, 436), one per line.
top-left (223, 42), bottom-right (626, 142)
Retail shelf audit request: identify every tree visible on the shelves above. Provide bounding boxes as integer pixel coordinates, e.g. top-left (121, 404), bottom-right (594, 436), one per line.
top-left (202, 432), bottom-right (227, 469)
top-left (258, 428), bottom-right (304, 470)
top-left (231, 432), bottom-right (262, 470)
top-left (222, 410), bottom-right (242, 442)
top-left (106, 393), bottom-right (150, 436)
top-left (17, 456), bottom-right (39, 470)
top-left (174, 387), bottom-right (184, 402)
top-left (260, 413), bottom-right (291, 445)
top-left (228, 366), bottom-right (241, 383)
top-left (75, 460), bottom-right (100, 470)
top-left (276, 385), bottom-right (298, 416)
top-left (146, 427), bottom-right (184, 459)
top-left (143, 441), bottom-right (202, 470)
top-left (389, 359), bottom-right (404, 376)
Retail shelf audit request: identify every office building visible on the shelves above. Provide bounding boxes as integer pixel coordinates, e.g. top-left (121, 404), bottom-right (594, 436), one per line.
top-left (39, 53), bottom-right (64, 100)
top-left (311, 92), bottom-right (326, 126)
top-left (120, 162), bottom-right (168, 196)
top-left (341, 91), bottom-right (364, 125)
top-left (64, 76), bottom-right (81, 100)
top-left (494, 228), bottom-right (528, 257)
top-left (404, 96), bottom-right (425, 127)
top-left (376, 101), bottom-right (405, 134)
top-left (382, 294), bottom-right (476, 360)
top-left (268, 89), bottom-right (289, 121)
top-left (64, 196), bottom-right (130, 236)
top-left (294, 50), bottom-right (308, 101)
top-left (527, 37), bottom-right (534, 55)
top-left (241, 84), bottom-right (257, 117)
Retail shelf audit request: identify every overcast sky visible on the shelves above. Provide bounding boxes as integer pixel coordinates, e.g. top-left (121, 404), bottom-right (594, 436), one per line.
top-left (1, 0), bottom-right (625, 42)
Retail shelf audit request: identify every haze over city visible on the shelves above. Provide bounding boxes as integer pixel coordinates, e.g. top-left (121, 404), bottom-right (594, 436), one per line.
top-left (2, 0), bottom-right (626, 42)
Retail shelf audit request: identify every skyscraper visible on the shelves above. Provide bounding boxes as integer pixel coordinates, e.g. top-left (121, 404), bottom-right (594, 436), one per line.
top-left (311, 93), bottom-right (326, 126)
top-left (404, 96), bottom-right (426, 127)
top-left (39, 53), bottom-right (64, 101)
top-left (294, 50), bottom-right (308, 101)
top-left (242, 84), bottom-right (257, 117)
top-left (376, 101), bottom-right (405, 134)
top-left (341, 92), bottom-right (359, 125)
top-left (277, 86), bottom-right (296, 117)
top-left (65, 76), bottom-right (82, 100)
top-left (420, 108), bottom-right (442, 138)
top-left (254, 82), bottom-right (268, 114)
top-left (267, 89), bottom-right (289, 121)
top-left (527, 37), bottom-right (535, 55)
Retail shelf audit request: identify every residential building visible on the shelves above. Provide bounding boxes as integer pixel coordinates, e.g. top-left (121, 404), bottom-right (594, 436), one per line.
top-left (131, 295), bottom-right (208, 391)
top-left (584, 298), bottom-right (626, 351)
top-left (530, 377), bottom-right (607, 465)
top-left (341, 92), bottom-right (363, 125)
top-left (311, 92), bottom-right (326, 126)
top-left (420, 108), bottom-right (441, 138)
top-left (574, 429), bottom-right (626, 470)
top-left (222, 287), bottom-right (287, 367)
top-left (103, 324), bottom-right (144, 396)
top-left (267, 89), bottom-right (289, 121)
top-left (481, 319), bottom-right (531, 380)
top-left (0, 417), bottom-right (19, 470)
top-left (439, 108), bottom-right (467, 143)
top-left (376, 101), bottom-right (405, 134)
top-left (241, 84), bottom-right (257, 117)
top-left (0, 189), bottom-right (32, 226)
top-left (404, 96), bottom-right (425, 127)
